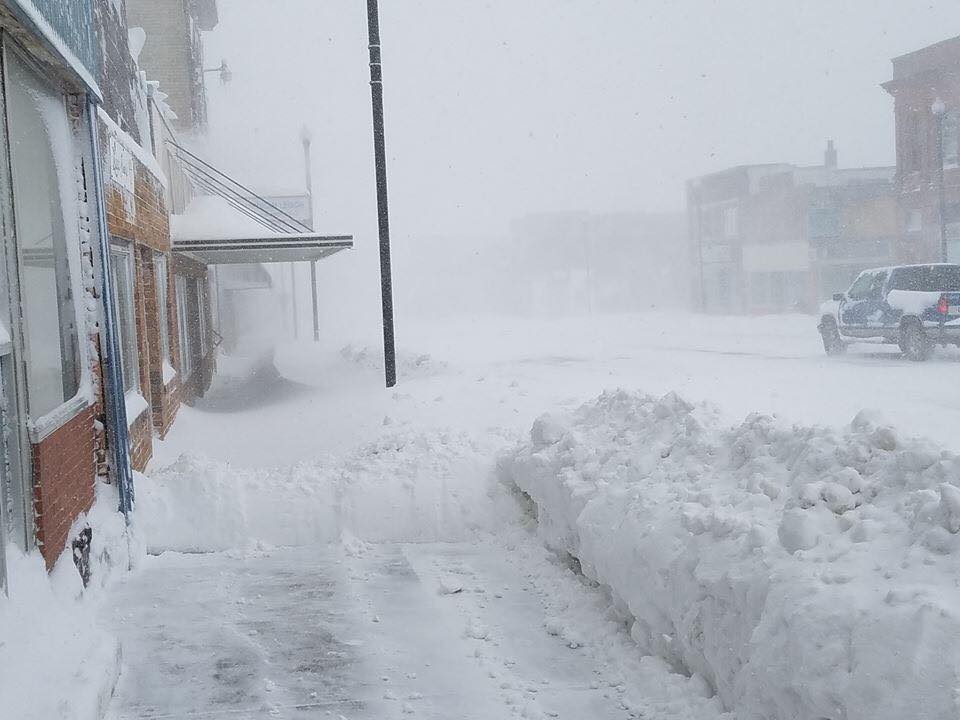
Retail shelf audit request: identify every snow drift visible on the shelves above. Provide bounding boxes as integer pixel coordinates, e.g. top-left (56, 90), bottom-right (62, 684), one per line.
top-left (137, 429), bottom-right (494, 552)
top-left (0, 484), bottom-right (139, 720)
top-left (501, 389), bottom-right (960, 720)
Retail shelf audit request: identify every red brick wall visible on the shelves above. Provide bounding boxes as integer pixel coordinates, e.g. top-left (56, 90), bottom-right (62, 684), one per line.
top-left (102, 118), bottom-right (181, 465)
top-left (32, 406), bottom-right (98, 570)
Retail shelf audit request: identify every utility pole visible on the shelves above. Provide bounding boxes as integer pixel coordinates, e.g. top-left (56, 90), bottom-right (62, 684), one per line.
top-left (302, 125), bottom-right (321, 342)
top-left (290, 263), bottom-right (299, 339)
top-left (367, 0), bottom-right (397, 388)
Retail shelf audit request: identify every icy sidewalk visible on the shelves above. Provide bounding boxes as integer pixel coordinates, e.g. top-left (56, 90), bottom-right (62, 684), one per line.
top-left (103, 538), bottom-right (728, 720)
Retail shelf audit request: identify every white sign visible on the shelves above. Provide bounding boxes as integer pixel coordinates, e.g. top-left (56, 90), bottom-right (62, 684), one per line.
top-left (108, 135), bottom-right (136, 219)
top-left (264, 195), bottom-right (312, 229)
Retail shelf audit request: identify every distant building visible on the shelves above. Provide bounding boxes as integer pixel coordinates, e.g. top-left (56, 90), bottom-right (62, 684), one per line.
top-left (510, 212), bottom-right (689, 314)
top-left (882, 35), bottom-right (960, 263)
top-left (687, 143), bottom-right (898, 314)
top-left (125, 0), bottom-right (220, 132)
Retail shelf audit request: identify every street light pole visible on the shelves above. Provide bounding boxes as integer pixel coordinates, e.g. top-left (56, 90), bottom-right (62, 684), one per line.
top-left (933, 97), bottom-right (949, 263)
top-left (366, 0), bottom-right (397, 388)
top-left (301, 125), bottom-right (321, 343)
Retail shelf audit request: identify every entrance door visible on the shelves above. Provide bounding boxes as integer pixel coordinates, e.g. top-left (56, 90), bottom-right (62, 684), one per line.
top-left (0, 342), bottom-right (28, 593)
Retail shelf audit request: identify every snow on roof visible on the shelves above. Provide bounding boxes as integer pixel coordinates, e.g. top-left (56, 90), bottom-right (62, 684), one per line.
top-left (170, 195), bottom-right (282, 242)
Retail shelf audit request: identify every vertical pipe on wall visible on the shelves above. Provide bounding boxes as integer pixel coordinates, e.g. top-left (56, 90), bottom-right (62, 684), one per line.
top-left (87, 96), bottom-right (134, 519)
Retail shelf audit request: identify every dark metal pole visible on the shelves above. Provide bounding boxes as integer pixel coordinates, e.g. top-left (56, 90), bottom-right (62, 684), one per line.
top-left (367, 0), bottom-right (397, 388)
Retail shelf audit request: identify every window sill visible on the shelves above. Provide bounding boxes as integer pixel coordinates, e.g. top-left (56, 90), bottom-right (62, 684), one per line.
top-left (29, 392), bottom-right (94, 445)
top-left (161, 361), bottom-right (177, 386)
top-left (125, 391), bottom-right (150, 428)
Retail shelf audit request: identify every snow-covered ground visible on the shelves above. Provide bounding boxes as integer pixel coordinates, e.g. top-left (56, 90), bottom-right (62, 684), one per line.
top-left (93, 311), bottom-right (960, 719)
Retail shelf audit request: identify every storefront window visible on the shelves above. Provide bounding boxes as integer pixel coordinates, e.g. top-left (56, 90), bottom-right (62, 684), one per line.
top-left (6, 51), bottom-right (79, 418)
top-left (175, 274), bottom-right (192, 377)
top-left (154, 254), bottom-right (172, 366)
top-left (110, 242), bottom-right (139, 393)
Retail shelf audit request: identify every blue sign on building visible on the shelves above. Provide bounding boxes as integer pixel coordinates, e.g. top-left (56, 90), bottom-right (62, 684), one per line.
top-left (6, 0), bottom-right (100, 95)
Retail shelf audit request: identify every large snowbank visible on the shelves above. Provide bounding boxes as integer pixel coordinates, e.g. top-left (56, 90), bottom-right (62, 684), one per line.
top-left (0, 484), bottom-right (139, 720)
top-left (137, 429), bottom-right (495, 553)
top-left (501, 389), bottom-right (960, 720)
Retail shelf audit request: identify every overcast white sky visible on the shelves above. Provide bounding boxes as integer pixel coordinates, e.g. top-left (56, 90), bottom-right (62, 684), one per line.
top-left (203, 1), bottom-right (959, 238)
top-left (199, 2), bottom-right (960, 337)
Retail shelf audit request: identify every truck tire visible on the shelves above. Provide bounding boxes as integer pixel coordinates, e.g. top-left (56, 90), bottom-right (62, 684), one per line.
top-left (819, 317), bottom-right (845, 356)
top-left (900, 318), bottom-right (932, 361)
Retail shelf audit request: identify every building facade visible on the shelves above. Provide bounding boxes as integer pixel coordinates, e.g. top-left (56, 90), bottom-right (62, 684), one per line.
top-left (688, 144), bottom-right (898, 314)
top-left (125, 0), bottom-right (219, 133)
top-left (0, 0), bottom-right (221, 591)
top-left (883, 36), bottom-right (960, 264)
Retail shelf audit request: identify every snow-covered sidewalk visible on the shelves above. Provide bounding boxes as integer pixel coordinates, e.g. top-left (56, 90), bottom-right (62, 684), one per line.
top-left (96, 312), bottom-right (960, 719)
top-left (104, 539), bottom-right (727, 719)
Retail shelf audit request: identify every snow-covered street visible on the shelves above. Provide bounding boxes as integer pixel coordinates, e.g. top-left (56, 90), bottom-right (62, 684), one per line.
top-left (100, 312), bottom-right (960, 719)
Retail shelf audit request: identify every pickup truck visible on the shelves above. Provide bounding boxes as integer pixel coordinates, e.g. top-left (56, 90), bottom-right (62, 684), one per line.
top-left (818, 264), bottom-right (960, 361)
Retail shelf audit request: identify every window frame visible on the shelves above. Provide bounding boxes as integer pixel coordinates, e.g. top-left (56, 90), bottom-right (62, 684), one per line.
top-left (154, 253), bottom-right (173, 371)
top-left (109, 239), bottom-right (140, 396)
top-left (175, 274), bottom-right (192, 378)
top-left (846, 271), bottom-right (878, 300)
top-left (0, 43), bottom-right (94, 444)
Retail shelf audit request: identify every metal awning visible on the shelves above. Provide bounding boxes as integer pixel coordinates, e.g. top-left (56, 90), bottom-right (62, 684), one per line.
top-left (173, 233), bottom-right (353, 265)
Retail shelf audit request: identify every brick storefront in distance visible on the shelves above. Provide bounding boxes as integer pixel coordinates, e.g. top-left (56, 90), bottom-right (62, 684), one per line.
top-left (883, 36), bottom-right (960, 264)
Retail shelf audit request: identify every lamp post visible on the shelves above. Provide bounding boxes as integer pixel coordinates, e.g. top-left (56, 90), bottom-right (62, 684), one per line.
top-left (932, 97), bottom-right (948, 262)
top-left (203, 60), bottom-right (233, 84)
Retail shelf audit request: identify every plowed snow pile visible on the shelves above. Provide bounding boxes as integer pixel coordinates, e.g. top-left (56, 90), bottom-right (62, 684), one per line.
top-left (501, 390), bottom-right (960, 720)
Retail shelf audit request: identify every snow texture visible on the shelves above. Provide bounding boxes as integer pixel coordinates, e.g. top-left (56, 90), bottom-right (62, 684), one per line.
top-left (502, 389), bottom-right (960, 720)
top-left (0, 484), bottom-right (140, 720)
top-left (135, 429), bottom-right (495, 553)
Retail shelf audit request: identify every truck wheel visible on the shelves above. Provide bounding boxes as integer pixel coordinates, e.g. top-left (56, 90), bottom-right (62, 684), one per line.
top-left (900, 319), bottom-right (932, 361)
top-left (819, 317), bottom-right (845, 356)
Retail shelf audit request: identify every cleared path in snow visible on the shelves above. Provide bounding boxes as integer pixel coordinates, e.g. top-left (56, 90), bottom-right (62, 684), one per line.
top-left (104, 541), bottom-right (726, 719)
top-left (110, 312), bottom-right (954, 720)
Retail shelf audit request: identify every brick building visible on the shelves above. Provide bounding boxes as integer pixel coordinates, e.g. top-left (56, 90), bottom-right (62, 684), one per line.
top-left (687, 143), bottom-right (898, 314)
top-left (0, 0), bottom-right (119, 583)
top-left (0, 0), bottom-right (351, 594)
top-left (882, 36), bottom-right (960, 264)
top-left (0, 0), bottom-right (220, 591)
top-left (126, 0), bottom-right (219, 133)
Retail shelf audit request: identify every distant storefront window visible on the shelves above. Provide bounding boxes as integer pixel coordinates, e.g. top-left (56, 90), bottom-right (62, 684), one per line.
top-left (906, 209), bottom-right (922, 232)
top-left (807, 208), bottom-right (841, 239)
top-left (154, 255), bottom-right (172, 366)
top-left (175, 275), bottom-right (194, 377)
top-left (722, 206), bottom-right (738, 238)
top-left (7, 51), bottom-right (79, 418)
top-left (904, 112), bottom-right (923, 172)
